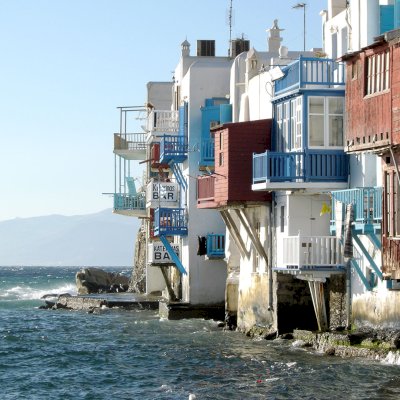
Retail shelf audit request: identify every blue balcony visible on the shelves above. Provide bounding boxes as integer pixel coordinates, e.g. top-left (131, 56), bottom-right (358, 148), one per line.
top-left (154, 207), bottom-right (188, 236)
top-left (331, 187), bottom-right (382, 234)
top-left (113, 193), bottom-right (146, 217)
top-left (274, 57), bottom-right (345, 96)
top-left (252, 150), bottom-right (348, 190)
top-left (160, 135), bottom-right (188, 164)
top-left (206, 234), bottom-right (225, 259)
top-left (200, 138), bottom-right (215, 168)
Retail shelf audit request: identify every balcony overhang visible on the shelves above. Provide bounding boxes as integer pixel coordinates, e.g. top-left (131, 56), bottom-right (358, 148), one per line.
top-left (113, 133), bottom-right (147, 160)
top-left (252, 181), bottom-right (348, 191)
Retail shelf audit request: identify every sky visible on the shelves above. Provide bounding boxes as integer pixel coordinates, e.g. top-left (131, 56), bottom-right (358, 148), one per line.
top-left (0, 0), bottom-right (326, 221)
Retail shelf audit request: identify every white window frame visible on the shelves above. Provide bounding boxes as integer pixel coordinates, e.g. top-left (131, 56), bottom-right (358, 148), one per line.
top-left (308, 96), bottom-right (344, 149)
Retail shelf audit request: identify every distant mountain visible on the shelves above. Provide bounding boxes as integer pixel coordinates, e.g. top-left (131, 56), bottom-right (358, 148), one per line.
top-left (0, 209), bottom-right (141, 266)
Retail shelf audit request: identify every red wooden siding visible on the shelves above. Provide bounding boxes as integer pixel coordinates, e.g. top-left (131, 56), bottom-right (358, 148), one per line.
top-left (345, 44), bottom-right (391, 152)
top-left (213, 119), bottom-right (272, 207)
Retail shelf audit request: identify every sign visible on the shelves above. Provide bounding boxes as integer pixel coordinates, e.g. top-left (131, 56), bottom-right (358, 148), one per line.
top-left (148, 241), bottom-right (180, 264)
top-left (146, 180), bottom-right (179, 207)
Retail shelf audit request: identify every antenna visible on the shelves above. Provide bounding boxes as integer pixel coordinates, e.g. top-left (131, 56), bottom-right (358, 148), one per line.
top-left (226, 0), bottom-right (234, 57)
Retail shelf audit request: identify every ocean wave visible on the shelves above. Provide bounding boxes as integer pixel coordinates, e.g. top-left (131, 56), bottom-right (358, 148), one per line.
top-left (0, 283), bottom-right (77, 301)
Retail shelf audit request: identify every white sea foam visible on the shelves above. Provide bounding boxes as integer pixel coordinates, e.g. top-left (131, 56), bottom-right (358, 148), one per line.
top-left (0, 283), bottom-right (77, 300)
top-left (382, 351), bottom-right (400, 365)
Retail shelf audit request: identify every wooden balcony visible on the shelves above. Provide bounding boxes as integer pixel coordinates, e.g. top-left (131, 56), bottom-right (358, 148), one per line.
top-left (274, 56), bottom-right (345, 96)
top-left (113, 193), bottom-right (146, 217)
top-left (331, 187), bottom-right (382, 234)
top-left (206, 234), bottom-right (225, 259)
top-left (159, 135), bottom-right (188, 164)
top-left (154, 207), bottom-right (188, 236)
top-left (274, 235), bottom-right (344, 275)
top-left (199, 138), bottom-right (215, 169)
top-left (252, 150), bottom-right (349, 191)
top-left (197, 175), bottom-right (217, 208)
top-left (147, 110), bottom-right (179, 136)
top-left (113, 133), bottom-right (147, 160)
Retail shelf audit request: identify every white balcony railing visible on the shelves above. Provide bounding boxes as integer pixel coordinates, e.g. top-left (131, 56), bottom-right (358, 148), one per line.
top-left (282, 234), bottom-right (343, 269)
top-left (147, 110), bottom-right (179, 134)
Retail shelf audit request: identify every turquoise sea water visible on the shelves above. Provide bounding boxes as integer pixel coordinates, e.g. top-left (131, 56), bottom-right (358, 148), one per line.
top-left (0, 266), bottom-right (399, 400)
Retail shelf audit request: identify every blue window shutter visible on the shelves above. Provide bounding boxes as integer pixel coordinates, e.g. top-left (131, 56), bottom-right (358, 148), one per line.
top-left (380, 5), bottom-right (394, 34)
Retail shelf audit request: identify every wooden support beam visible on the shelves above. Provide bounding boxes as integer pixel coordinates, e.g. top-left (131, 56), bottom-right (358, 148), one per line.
top-left (220, 210), bottom-right (249, 259)
top-left (235, 208), bottom-right (269, 266)
top-left (159, 266), bottom-right (178, 302)
top-left (308, 280), bottom-right (328, 332)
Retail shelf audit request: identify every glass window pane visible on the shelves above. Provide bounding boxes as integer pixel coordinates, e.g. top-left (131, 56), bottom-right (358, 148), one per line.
top-left (309, 115), bottom-right (324, 146)
top-left (329, 115), bottom-right (343, 146)
top-left (309, 97), bottom-right (324, 114)
top-left (329, 97), bottom-right (343, 114)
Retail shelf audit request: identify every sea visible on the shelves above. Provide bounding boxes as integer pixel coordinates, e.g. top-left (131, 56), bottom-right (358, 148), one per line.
top-left (0, 266), bottom-right (400, 400)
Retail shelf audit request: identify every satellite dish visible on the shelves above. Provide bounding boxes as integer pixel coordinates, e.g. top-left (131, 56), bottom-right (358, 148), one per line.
top-left (269, 66), bottom-right (285, 82)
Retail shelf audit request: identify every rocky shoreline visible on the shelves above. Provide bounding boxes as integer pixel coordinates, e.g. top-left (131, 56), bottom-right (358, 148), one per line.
top-left (243, 325), bottom-right (400, 364)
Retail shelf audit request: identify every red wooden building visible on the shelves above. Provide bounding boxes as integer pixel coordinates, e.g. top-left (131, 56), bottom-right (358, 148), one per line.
top-left (342, 29), bottom-right (400, 279)
top-left (197, 119), bottom-right (272, 209)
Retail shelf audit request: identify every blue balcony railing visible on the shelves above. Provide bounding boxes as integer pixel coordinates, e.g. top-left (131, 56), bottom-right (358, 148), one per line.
top-left (113, 193), bottom-right (146, 212)
top-left (154, 207), bottom-right (188, 236)
top-left (274, 57), bottom-right (345, 95)
top-left (331, 187), bottom-right (383, 226)
top-left (206, 234), bottom-right (225, 259)
top-left (253, 150), bottom-right (348, 184)
top-left (200, 138), bottom-right (215, 166)
top-left (160, 135), bottom-right (188, 164)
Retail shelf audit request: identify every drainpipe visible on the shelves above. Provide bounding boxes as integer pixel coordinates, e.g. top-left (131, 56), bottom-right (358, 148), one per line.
top-left (268, 193), bottom-right (275, 311)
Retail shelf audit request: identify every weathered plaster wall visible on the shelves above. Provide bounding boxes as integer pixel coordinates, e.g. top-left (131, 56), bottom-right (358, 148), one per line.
top-left (237, 272), bottom-right (274, 333)
top-left (353, 289), bottom-right (400, 329)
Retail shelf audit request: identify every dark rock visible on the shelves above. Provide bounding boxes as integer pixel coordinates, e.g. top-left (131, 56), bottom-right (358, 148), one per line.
top-left (280, 333), bottom-right (294, 340)
top-left (76, 267), bottom-right (129, 295)
top-left (325, 347), bottom-right (336, 356)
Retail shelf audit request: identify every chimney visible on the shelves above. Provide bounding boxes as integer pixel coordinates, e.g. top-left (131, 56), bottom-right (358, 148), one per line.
top-left (230, 38), bottom-right (250, 58)
top-left (197, 40), bottom-right (215, 56)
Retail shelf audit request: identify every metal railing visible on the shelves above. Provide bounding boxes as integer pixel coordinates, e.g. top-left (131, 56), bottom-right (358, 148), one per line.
top-left (114, 133), bottom-right (147, 151)
top-left (283, 235), bottom-right (343, 268)
top-left (154, 207), bottom-right (188, 236)
top-left (113, 193), bottom-right (146, 211)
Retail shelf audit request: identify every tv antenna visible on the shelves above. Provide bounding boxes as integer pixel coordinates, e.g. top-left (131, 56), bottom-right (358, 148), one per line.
top-left (226, 0), bottom-right (234, 57)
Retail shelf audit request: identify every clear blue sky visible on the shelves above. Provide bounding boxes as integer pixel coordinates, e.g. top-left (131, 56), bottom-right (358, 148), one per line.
top-left (0, 0), bottom-right (325, 221)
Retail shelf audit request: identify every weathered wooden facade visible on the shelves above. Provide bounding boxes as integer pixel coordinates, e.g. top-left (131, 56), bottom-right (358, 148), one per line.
top-left (197, 119), bottom-right (272, 209)
top-left (342, 29), bottom-right (400, 280)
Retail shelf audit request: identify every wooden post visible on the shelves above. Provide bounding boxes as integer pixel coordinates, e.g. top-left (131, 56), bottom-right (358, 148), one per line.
top-left (308, 280), bottom-right (328, 331)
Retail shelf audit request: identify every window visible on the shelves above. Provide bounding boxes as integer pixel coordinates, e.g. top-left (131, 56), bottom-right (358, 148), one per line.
top-left (309, 97), bottom-right (324, 146)
top-left (308, 96), bottom-right (344, 148)
top-left (275, 96), bottom-right (302, 151)
top-left (384, 170), bottom-right (400, 237)
top-left (280, 206), bottom-right (285, 233)
top-left (366, 50), bottom-right (390, 95)
top-left (219, 152), bottom-right (224, 167)
top-left (254, 221), bottom-right (261, 272)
